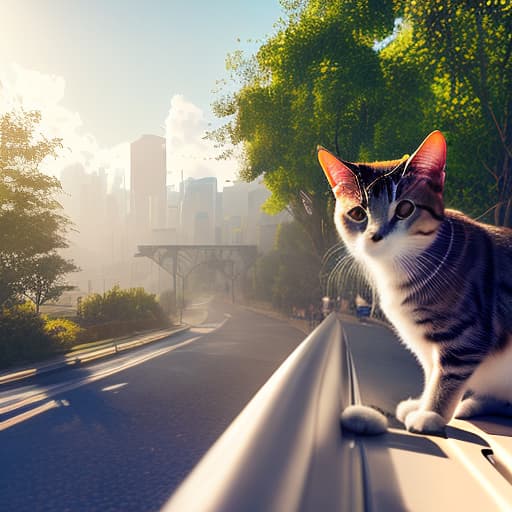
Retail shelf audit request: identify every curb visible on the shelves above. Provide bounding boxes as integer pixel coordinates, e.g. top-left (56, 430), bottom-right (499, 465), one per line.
top-left (239, 304), bottom-right (312, 335)
top-left (240, 302), bottom-right (392, 335)
top-left (0, 325), bottom-right (191, 386)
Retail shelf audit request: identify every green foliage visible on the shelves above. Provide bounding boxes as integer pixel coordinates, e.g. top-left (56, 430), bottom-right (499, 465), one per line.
top-left (0, 302), bottom-right (52, 366)
top-left (251, 222), bottom-right (322, 311)
top-left (0, 109), bottom-right (76, 306)
top-left (79, 286), bottom-right (167, 325)
top-left (0, 302), bottom-right (82, 367)
top-left (77, 286), bottom-right (170, 342)
top-left (212, 0), bottom-right (395, 256)
top-left (252, 251), bottom-right (281, 301)
top-left (21, 253), bottom-right (79, 312)
top-left (43, 317), bottom-right (83, 349)
top-left (382, 1), bottom-right (512, 223)
top-left (213, 0), bottom-right (512, 274)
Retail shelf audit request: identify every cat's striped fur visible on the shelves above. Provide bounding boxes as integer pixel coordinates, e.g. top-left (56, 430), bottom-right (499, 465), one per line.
top-left (318, 131), bottom-right (512, 435)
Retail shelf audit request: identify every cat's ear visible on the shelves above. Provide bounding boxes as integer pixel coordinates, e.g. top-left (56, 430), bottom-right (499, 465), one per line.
top-left (403, 131), bottom-right (446, 190)
top-left (317, 146), bottom-right (363, 204)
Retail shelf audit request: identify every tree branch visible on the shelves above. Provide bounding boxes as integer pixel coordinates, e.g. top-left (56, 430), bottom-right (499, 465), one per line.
top-left (488, 105), bottom-right (512, 159)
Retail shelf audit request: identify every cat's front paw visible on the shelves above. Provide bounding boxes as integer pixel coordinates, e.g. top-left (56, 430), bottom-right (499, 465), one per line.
top-left (405, 410), bottom-right (446, 436)
top-left (340, 405), bottom-right (388, 435)
top-left (396, 398), bottom-right (421, 423)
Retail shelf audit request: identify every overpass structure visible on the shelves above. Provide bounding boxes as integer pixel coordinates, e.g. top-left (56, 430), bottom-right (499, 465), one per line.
top-left (136, 244), bottom-right (258, 306)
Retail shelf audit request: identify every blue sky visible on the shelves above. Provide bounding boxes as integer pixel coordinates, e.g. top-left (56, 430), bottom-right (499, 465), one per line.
top-left (1, 0), bottom-right (283, 146)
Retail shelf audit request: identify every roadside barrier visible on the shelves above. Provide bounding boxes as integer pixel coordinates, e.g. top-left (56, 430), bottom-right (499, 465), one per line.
top-left (163, 313), bottom-right (368, 512)
top-left (0, 326), bottom-right (189, 385)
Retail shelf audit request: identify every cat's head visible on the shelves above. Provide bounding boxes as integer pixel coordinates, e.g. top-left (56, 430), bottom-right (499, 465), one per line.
top-left (318, 131), bottom-right (446, 264)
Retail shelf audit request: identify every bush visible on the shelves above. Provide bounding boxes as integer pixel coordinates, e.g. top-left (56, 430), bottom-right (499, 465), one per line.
top-left (0, 287), bottom-right (170, 368)
top-left (0, 303), bottom-right (84, 368)
top-left (250, 222), bottom-right (322, 313)
top-left (0, 303), bottom-right (53, 367)
top-left (79, 318), bottom-right (167, 343)
top-left (44, 317), bottom-right (83, 349)
top-left (79, 286), bottom-right (168, 327)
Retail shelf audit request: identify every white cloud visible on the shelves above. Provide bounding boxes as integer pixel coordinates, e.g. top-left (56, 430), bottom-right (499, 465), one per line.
top-left (0, 65), bottom-right (238, 194)
top-left (164, 94), bottom-right (239, 190)
top-left (0, 63), bottom-right (129, 186)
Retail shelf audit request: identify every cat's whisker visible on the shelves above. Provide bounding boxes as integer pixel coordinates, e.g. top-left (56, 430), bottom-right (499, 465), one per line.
top-left (322, 242), bottom-right (345, 263)
top-left (324, 249), bottom-right (372, 303)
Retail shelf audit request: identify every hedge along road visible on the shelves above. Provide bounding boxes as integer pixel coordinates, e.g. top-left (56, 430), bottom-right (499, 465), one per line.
top-left (0, 299), bottom-right (305, 512)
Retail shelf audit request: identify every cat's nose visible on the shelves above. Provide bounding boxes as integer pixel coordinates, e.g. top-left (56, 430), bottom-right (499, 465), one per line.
top-left (371, 232), bottom-right (383, 242)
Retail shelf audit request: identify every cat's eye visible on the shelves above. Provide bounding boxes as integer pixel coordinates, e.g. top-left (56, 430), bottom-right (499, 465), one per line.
top-left (346, 206), bottom-right (367, 223)
top-left (395, 200), bottom-right (416, 219)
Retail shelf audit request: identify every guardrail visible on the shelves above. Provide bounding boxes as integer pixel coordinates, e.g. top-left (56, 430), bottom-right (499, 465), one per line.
top-left (163, 313), bottom-right (369, 512)
top-left (0, 327), bottom-right (189, 386)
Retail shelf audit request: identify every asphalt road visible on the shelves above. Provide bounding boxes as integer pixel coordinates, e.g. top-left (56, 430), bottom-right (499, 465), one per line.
top-left (0, 300), bottom-right (306, 512)
top-left (0, 299), bottom-right (424, 512)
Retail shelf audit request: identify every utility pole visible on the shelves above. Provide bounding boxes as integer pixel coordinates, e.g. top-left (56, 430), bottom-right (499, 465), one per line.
top-left (231, 261), bottom-right (235, 303)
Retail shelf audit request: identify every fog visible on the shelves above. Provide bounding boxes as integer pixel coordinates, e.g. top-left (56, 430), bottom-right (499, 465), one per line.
top-left (58, 134), bottom-right (289, 303)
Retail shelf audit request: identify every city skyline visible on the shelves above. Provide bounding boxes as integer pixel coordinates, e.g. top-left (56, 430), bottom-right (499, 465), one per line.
top-left (60, 148), bottom-right (289, 295)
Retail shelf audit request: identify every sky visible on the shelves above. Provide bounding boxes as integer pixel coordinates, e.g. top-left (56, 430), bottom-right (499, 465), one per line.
top-left (0, 0), bottom-right (284, 189)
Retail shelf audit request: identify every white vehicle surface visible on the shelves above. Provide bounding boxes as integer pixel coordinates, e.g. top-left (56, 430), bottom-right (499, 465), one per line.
top-left (164, 314), bottom-right (512, 512)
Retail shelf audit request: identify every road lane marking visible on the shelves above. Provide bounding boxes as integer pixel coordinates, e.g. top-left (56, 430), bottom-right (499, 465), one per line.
top-left (0, 335), bottom-right (201, 419)
top-left (0, 314), bottom-right (233, 425)
top-left (0, 400), bottom-right (61, 431)
top-left (102, 383), bottom-right (128, 392)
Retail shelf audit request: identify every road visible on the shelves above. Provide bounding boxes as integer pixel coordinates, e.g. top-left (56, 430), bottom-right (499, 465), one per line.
top-left (0, 300), bottom-right (306, 512)
top-left (0, 299), bottom-right (423, 512)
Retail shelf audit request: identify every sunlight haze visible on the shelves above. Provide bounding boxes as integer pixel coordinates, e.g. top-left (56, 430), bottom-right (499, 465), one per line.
top-left (0, 0), bottom-right (283, 186)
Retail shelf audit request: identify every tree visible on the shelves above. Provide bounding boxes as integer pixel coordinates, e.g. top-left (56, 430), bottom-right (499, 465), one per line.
top-left (0, 109), bottom-right (74, 306)
top-left (212, 0), bottom-right (394, 257)
top-left (252, 221), bottom-right (322, 311)
top-left (370, 20), bottom-right (437, 159)
top-left (388, 1), bottom-right (512, 224)
top-left (213, 0), bottom-right (512, 312)
top-left (20, 254), bottom-right (78, 313)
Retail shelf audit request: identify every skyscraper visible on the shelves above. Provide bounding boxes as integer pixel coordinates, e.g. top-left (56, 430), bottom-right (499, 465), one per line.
top-left (179, 177), bottom-right (217, 244)
top-left (130, 135), bottom-right (167, 241)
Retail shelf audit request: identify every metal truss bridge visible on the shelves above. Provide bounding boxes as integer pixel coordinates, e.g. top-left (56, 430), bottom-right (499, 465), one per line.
top-left (136, 244), bottom-right (258, 305)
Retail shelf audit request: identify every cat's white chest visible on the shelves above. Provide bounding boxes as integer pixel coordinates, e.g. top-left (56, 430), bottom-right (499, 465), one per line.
top-left (369, 262), bottom-right (432, 372)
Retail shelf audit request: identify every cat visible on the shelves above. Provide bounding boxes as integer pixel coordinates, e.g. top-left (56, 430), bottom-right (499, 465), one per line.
top-left (318, 131), bottom-right (512, 435)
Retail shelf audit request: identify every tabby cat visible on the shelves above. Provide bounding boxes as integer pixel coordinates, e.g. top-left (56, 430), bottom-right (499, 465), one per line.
top-left (318, 131), bottom-right (512, 435)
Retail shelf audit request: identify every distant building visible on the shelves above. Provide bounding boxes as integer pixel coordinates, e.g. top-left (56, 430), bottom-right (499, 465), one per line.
top-left (167, 186), bottom-right (181, 232)
top-left (179, 177), bottom-right (217, 244)
top-left (58, 152), bottom-right (291, 297)
top-left (60, 164), bottom-right (108, 247)
top-left (222, 181), bottom-right (251, 244)
top-left (221, 180), bottom-right (290, 251)
top-left (60, 163), bottom-right (129, 293)
top-left (130, 135), bottom-right (167, 241)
